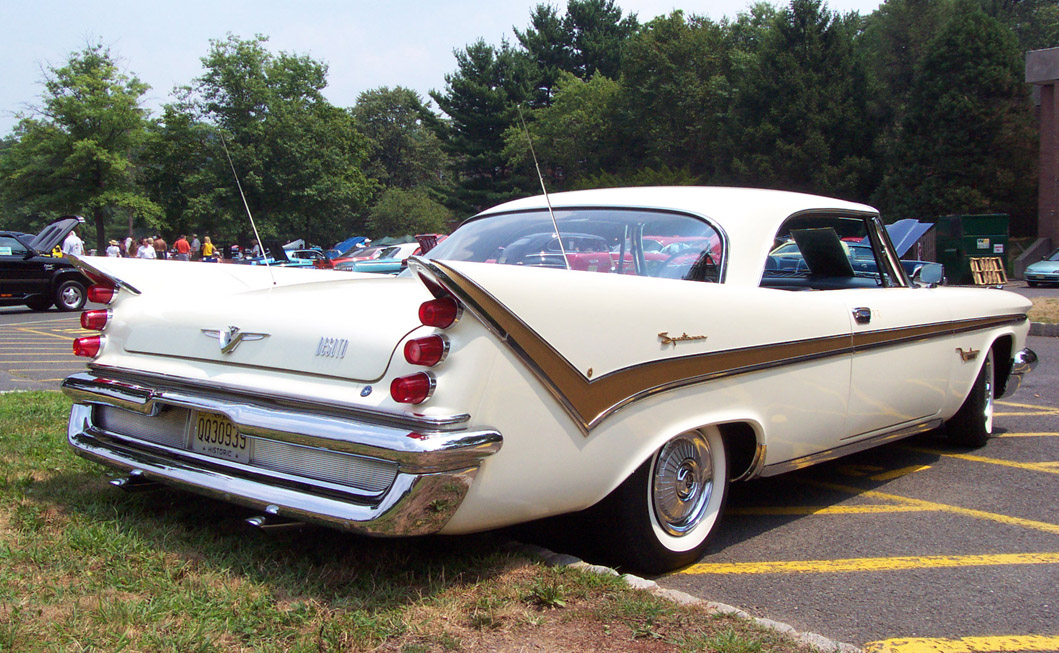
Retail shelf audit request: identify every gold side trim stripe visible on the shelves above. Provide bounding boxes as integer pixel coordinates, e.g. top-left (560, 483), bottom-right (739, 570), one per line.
top-left (419, 260), bottom-right (1025, 434)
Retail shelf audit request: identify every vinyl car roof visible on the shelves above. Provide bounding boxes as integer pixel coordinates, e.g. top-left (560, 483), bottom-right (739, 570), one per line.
top-left (476, 186), bottom-right (879, 286)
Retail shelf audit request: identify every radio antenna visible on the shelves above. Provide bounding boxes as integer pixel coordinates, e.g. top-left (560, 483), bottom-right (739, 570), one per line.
top-left (219, 132), bottom-right (275, 285)
top-left (517, 106), bottom-right (569, 270)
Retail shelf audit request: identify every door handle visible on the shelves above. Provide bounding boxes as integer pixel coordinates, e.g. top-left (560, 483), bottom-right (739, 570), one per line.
top-left (853, 307), bottom-right (871, 324)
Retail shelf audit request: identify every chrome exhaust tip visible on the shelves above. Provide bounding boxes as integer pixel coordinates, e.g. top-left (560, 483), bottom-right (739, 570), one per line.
top-left (246, 505), bottom-right (306, 533)
top-left (110, 469), bottom-right (160, 492)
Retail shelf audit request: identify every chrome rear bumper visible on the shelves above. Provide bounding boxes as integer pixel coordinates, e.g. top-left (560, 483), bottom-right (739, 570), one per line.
top-left (1006, 347), bottom-right (1038, 395)
top-left (63, 371), bottom-right (502, 536)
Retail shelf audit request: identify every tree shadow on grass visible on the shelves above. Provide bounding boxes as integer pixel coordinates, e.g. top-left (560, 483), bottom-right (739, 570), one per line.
top-left (21, 468), bottom-right (516, 612)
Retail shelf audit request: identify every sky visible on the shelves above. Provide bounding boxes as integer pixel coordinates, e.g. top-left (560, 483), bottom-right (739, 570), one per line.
top-left (0, 0), bottom-right (884, 136)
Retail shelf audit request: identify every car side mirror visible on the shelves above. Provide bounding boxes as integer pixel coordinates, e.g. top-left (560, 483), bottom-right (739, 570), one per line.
top-left (917, 263), bottom-right (944, 287)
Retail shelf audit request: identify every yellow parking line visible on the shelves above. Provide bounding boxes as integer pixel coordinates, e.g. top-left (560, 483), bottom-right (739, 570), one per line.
top-left (864, 634), bottom-right (1059, 652)
top-left (800, 479), bottom-right (1059, 535)
top-left (995, 410), bottom-right (1059, 416)
top-left (902, 446), bottom-right (1059, 475)
top-left (729, 505), bottom-right (932, 516)
top-left (10, 369), bottom-right (83, 373)
top-left (870, 464), bottom-right (932, 481)
top-left (11, 327), bottom-right (77, 341)
top-left (998, 432), bottom-right (1059, 437)
top-left (681, 552), bottom-right (1059, 575)
top-left (997, 400), bottom-right (1059, 410)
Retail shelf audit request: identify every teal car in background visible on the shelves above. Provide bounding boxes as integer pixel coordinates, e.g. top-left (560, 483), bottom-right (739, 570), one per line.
top-left (1025, 249), bottom-right (1059, 286)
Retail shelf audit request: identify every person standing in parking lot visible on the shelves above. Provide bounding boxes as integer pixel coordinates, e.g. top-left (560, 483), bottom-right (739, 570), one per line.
top-left (174, 234), bottom-right (191, 261)
top-left (153, 234), bottom-right (168, 259)
top-left (137, 238), bottom-right (156, 259)
top-left (62, 229), bottom-right (84, 257)
top-left (201, 236), bottom-right (218, 262)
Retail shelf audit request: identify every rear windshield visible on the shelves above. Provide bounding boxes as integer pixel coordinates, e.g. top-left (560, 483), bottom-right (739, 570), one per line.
top-left (425, 208), bottom-right (724, 282)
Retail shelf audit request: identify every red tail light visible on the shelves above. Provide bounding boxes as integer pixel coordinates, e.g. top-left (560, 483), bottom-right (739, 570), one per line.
top-left (80, 309), bottom-right (110, 331)
top-left (404, 335), bottom-right (448, 367)
top-left (87, 284), bottom-right (116, 304)
top-left (419, 296), bottom-right (460, 329)
top-left (73, 336), bottom-right (103, 358)
top-left (390, 372), bottom-right (435, 404)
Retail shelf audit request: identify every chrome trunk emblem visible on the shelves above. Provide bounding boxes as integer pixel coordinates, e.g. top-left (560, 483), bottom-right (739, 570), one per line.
top-left (201, 326), bottom-right (270, 354)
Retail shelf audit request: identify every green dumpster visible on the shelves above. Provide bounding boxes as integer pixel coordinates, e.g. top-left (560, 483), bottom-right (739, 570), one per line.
top-left (935, 214), bottom-right (1009, 285)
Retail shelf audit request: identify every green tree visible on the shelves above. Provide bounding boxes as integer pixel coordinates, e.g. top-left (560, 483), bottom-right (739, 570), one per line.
top-left (615, 11), bottom-right (733, 182)
top-left (366, 187), bottom-right (453, 238)
top-left (503, 72), bottom-right (621, 189)
top-left (876, 0), bottom-right (1037, 230)
top-left (978, 0), bottom-right (1059, 51)
top-left (141, 99), bottom-right (217, 240)
top-left (162, 35), bottom-right (373, 246)
top-left (430, 39), bottom-right (531, 215)
top-left (351, 87), bottom-right (449, 191)
top-left (730, 0), bottom-right (875, 199)
top-left (515, 0), bottom-right (639, 106)
top-left (0, 43), bottom-right (159, 250)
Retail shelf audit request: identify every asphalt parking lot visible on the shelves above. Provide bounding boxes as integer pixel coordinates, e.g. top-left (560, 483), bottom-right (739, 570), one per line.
top-left (0, 306), bottom-right (91, 392)
top-left (658, 333), bottom-right (1059, 651)
top-left (2, 304), bottom-right (1057, 652)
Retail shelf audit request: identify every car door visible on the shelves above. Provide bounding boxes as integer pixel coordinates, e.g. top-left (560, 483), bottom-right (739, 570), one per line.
top-left (839, 219), bottom-right (954, 439)
top-left (0, 234), bottom-right (46, 299)
top-left (839, 287), bottom-right (954, 439)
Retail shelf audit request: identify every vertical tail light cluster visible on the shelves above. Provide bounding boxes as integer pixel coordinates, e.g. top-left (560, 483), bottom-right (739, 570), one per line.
top-left (390, 296), bottom-right (460, 405)
top-left (73, 281), bottom-right (117, 358)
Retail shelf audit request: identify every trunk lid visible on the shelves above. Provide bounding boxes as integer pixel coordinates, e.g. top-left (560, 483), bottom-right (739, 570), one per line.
top-left (120, 273), bottom-right (431, 382)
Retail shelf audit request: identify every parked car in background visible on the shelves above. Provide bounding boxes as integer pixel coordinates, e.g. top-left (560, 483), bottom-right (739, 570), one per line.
top-left (62, 187), bottom-right (1035, 573)
top-left (0, 216), bottom-right (90, 311)
top-left (333, 242), bottom-right (421, 274)
top-left (242, 242), bottom-right (326, 268)
top-left (315, 244), bottom-right (386, 269)
top-left (1024, 249), bottom-right (1059, 286)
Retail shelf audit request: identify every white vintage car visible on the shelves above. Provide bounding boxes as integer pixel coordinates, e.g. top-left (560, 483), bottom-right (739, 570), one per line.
top-left (63, 187), bottom-right (1037, 573)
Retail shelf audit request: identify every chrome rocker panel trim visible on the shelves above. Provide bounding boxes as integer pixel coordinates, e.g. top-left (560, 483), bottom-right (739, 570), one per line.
top-left (758, 418), bottom-right (943, 478)
top-left (64, 373), bottom-right (502, 537)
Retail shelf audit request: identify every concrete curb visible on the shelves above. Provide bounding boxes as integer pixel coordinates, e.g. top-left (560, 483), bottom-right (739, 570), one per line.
top-left (509, 542), bottom-right (862, 653)
top-left (1030, 321), bottom-right (1059, 337)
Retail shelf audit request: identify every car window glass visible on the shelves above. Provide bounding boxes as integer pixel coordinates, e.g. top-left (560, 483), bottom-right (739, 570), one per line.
top-left (762, 214), bottom-right (898, 290)
top-left (426, 208), bottom-right (724, 281)
top-left (0, 236), bottom-right (29, 257)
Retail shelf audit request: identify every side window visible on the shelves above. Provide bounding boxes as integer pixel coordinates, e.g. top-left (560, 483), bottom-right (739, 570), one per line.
top-left (428, 208), bottom-right (725, 282)
top-left (761, 214), bottom-right (901, 290)
top-left (0, 236), bottom-right (29, 257)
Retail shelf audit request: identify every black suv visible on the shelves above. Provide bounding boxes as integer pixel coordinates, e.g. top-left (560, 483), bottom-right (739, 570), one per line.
top-left (0, 216), bottom-right (91, 311)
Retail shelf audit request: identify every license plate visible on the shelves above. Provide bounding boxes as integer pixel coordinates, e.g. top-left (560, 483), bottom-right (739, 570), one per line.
top-left (191, 411), bottom-right (250, 463)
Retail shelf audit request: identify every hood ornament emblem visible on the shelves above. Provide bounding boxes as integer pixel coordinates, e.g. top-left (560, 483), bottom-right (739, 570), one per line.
top-left (202, 326), bottom-right (270, 354)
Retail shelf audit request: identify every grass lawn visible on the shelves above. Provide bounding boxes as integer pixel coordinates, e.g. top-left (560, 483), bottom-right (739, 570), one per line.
top-left (1029, 297), bottom-right (1059, 324)
top-left (0, 391), bottom-right (817, 652)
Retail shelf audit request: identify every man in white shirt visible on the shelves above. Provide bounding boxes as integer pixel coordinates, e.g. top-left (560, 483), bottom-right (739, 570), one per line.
top-left (62, 229), bottom-right (84, 257)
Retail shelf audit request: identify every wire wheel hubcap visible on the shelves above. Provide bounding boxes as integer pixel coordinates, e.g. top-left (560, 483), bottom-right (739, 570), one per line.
top-left (652, 434), bottom-right (713, 536)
